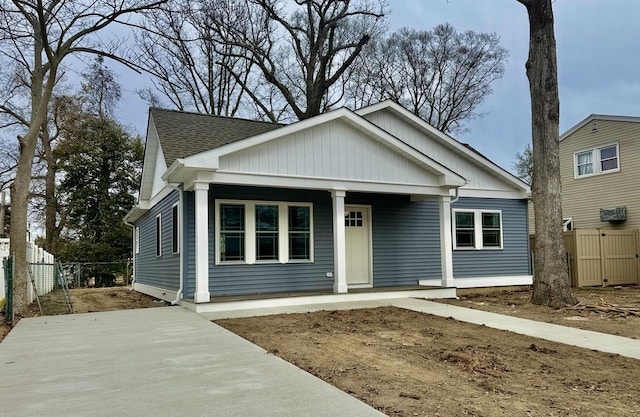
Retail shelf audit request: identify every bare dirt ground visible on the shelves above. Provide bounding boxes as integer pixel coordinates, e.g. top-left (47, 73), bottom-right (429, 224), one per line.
top-left (442, 286), bottom-right (640, 339)
top-left (217, 287), bottom-right (640, 417)
top-left (1, 287), bottom-right (166, 343)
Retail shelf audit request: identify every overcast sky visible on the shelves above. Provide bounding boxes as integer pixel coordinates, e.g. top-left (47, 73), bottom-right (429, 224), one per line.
top-left (112, 0), bottom-right (640, 172)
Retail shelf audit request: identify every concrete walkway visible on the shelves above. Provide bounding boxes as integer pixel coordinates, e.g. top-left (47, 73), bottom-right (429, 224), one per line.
top-left (202, 298), bottom-right (640, 360)
top-left (0, 307), bottom-right (385, 417)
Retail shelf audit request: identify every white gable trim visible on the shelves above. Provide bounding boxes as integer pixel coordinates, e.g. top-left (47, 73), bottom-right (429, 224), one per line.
top-left (140, 114), bottom-right (165, 202)
top-left (356, 101), bottom-right (530, 195)
top-left (183, 107), bottom-right (466, 188)
top-left (560, 114), bottom-right (640, 141)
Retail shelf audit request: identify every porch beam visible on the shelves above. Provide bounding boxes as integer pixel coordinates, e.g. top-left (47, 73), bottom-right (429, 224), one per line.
top-left (194, 182), bottom-right (211, 303)
top-left (439, 196), bottom-right (455, 287)
top-left (331, 190), bottom-right (348, 293)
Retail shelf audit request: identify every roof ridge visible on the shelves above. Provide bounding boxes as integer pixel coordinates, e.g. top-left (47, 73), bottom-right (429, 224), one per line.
top-left (149, 107), bottom-right (287, 127)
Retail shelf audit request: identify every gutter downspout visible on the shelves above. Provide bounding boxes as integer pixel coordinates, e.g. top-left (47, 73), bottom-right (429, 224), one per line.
top-left (450, 183), bottom-right (464, 205)
top-left (165, 182), bottom-right (184, 305)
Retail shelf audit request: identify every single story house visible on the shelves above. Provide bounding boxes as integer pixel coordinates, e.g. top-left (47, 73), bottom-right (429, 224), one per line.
top-left (125, 101), bottom-right (531, 308)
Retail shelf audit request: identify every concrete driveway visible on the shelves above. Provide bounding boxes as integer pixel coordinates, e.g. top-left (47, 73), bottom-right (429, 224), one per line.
top-left (0, 307), bottom-right (385, 417)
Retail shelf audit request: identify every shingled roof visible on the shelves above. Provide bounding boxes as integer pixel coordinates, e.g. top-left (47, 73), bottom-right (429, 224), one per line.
top-left (150, 108), bottom-right (285, 166)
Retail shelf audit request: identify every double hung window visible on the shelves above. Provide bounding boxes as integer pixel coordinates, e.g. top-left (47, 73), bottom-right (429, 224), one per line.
top-left (453, 209), bottom-right (503, 250)
top-left (574, 143), bottom-right (619, 178)
top-left (217, 200), bottom-right (313, 264)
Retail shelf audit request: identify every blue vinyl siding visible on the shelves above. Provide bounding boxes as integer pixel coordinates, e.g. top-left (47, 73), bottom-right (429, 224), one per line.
top-left (346, 193), bottom-right (442, 287)
top-left (452, 197), bottom-right (530, 278)
top-left (183, 190), bottom-right (196, 297)
top-left (183, 185), bottom-right (334, 298)
top-left (134, 191), bottom-right (180, 291)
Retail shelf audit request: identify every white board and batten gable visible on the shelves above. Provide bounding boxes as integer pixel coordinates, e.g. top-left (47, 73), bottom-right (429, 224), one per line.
top-left (357, 101), bottom-right (530, 199)
top-left (175, 107), bottom-right (467, 197)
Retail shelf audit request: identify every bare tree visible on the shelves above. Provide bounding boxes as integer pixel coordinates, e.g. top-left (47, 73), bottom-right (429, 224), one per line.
top-left (135, 0), bottom-right (252, 116)
top-left (0, 0), bottom-right (166, 321)
top-left (516, 0), bottom-right (577, 307)
top-left (347, 24), bottom-right (508, 134)
top-left (208, 0), bottom-right (388, 121)
top-left (512, 144), bottom-right (533, 185)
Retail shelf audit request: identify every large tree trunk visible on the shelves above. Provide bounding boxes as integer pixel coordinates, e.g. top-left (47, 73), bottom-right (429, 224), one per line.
top-left (9, 20), bottom-right (57, 319)
top-left (42, 122), bottom-right (61, 254)
top-left (518, 0), bottom-right (577, 308)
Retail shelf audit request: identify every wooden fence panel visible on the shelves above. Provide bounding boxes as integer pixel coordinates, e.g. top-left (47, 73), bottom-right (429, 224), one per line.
top-left (575, 229), bottom-right (605, 287)
top-left (601, 229), bottom-right (638, 286)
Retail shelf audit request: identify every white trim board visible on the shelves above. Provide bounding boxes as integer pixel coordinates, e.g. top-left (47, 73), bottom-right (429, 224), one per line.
top-left (181, 288), bottom-right (457, 314)
top-left (133, 282), bottom-right (178, 303)
top-left (419, 275), bottom-right (533, 288)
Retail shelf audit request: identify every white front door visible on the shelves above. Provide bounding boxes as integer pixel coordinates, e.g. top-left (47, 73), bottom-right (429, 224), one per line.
top-left (345, 205), bottom-right (372, 287)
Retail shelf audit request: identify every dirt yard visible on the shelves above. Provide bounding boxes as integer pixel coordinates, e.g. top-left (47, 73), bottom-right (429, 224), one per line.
top-left (443, 286), bottom-right (640, 339)
top-left (0, 287), bottom-right (166, 343)
top-left (217, 287), bottom-right (640, 417)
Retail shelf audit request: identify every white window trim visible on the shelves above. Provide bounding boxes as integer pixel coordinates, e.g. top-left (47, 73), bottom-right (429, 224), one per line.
top-left (215, 199), bottom-right (314, 265)
top-left (573, 142), bottom-right (620, 179)
top-left (171, 202), bottom-right (180, 254)
top-left (562, 217), bottom-right (573, 232)
top-left (155, 213), bottom-right (162, 257)
top-left (452, 209), bottom-right (503, 250)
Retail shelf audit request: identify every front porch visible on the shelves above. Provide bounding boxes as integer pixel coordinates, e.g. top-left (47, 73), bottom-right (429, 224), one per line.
top-left (181, 285), bottom-right (456, 314)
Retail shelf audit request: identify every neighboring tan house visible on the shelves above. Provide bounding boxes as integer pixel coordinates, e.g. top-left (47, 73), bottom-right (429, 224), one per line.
top-left (529, 114), bottom-right (640, 287)
top-left (125, 101), bottom-right (532, 311)
top-left (529, 114), bottom-right (640, 233)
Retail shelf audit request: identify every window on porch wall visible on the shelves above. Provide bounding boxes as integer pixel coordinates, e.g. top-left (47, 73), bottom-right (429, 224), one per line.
top-left (256, 205), bottom-right (278, 261)
top-left (220, 204), bottom-right (245, 261)
top-left (216, 200), bottom-right (313, 264)
top-left (289, 206), bottom-right (310, 260)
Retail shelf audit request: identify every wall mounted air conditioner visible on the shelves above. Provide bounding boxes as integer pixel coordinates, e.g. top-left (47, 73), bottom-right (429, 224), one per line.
top-left (599, 206), bottom-right (626, 222)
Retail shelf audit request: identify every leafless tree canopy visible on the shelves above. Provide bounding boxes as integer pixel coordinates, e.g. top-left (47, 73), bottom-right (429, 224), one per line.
top-left (0, 0), bottom-right (166, 319)
top-left (346, 24), bottom-right (508, 134)
top-left (136, 0), bottom-right (388, 121)
top-left (134, 0), bottom-right (253, 116)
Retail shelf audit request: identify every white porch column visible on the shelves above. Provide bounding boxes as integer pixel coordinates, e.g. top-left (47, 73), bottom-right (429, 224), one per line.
top-left (331, 190), bottom-right (348, 293)
top-left (194, 182), bottom-right (211, 303)
top-left (439, 195), bottom-right (456, 288)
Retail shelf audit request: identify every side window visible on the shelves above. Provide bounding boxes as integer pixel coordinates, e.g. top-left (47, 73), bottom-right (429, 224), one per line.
top-left (155, 214), bottom-right (162, 257)
top-left (171, 204), bottom-right (179, 254)
top-left (454, 212), bottom-right (475, 248)
top-left (453, 210), bottom-right (502, 250)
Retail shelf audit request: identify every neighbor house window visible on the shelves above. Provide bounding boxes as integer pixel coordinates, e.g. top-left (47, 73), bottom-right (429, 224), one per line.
top-left (171, 203), bottom-right (179, 254)
top-left (155, 214), bottom-right (162, 257)
top-left (216, 200), bottom-right (313, 264)
top-left (574, 143), bottom-right (619, 178)
top-left (453, 209), bottom-right (503, 250)
top-left (219, 204), bottom-right (245, 262)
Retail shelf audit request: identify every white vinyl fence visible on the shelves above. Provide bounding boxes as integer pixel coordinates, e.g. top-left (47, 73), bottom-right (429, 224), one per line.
top-left (0, 238), bottom-right (8, 305)
top-left (1, 238), bottom-right (56, 305)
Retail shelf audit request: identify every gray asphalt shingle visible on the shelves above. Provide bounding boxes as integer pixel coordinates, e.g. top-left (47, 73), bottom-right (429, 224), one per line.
top-left (150, 108), bottom-right (284, 166)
